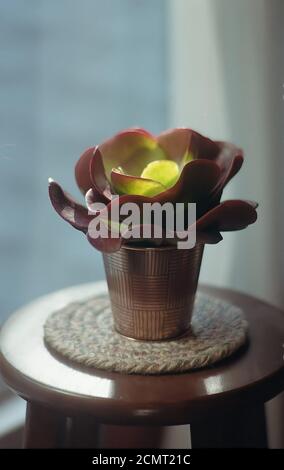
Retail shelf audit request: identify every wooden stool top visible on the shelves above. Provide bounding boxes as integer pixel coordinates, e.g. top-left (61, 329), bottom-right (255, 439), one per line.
top-left (0, 282), bottom-right (284, 426)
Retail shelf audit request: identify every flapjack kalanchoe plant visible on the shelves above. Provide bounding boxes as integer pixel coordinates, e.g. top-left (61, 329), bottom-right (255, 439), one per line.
top-left (49, 128), bottom-right (257, 252)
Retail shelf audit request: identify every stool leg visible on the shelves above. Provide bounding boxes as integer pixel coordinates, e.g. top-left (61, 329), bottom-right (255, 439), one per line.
top-left (24, 402), bottom-right (66, 448)
top-left (67, 416), bottom-right (101, 448)
top-left (191, 404), bottom-right (268, 448)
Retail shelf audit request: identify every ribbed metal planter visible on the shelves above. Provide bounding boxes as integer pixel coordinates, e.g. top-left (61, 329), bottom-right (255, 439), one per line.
top-left (103, 244), bottom-right (204, 341)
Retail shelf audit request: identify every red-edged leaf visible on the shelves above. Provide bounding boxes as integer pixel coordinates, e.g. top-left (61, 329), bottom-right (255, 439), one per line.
top-left (154, 159), bottom-right (221, 204)
top-left (89, 147), bottom-right (113, 201)
top-left (111, 169), bottom-right (166, 197)
top-left (75, 146), bottom-right (95, 195)
top-left (195, 199), bottom-right (258, 231)
top-left (99, 128), bottom-right (167, 179)
top-left (189, 130), bottom-right (220, 160)
top-left (48, 179), bottom-right (94, 233)
top-left (158, 129), bottom-right (243, 194)
top-left (157, 128), bottom-right (193, 164)
top-left (211, 141), bottom-right (244, 195)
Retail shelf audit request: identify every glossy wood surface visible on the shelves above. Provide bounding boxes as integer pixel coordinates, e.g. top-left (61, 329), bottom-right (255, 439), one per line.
top-left (0, 282), bottom-right (284, 426)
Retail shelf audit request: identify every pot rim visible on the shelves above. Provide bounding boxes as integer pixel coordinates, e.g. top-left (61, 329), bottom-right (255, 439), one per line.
top-left (119, 242), bottom-right (202, 253)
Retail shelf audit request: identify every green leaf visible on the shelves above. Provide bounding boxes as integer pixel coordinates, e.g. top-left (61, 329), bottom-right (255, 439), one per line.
top-left (141, 160), bottom-right (180, 189)
top-left (99, 130), bottom-right (168, 179)
top-left (111, 169), bottom-right (166, 197)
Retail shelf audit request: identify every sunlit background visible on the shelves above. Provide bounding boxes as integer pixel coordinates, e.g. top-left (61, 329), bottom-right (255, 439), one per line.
top-left (0, 0), bottom-right (283, 447)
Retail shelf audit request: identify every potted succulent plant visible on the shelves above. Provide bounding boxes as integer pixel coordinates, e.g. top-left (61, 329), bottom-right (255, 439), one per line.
top-left (49, 128), bottom-right (257, 341)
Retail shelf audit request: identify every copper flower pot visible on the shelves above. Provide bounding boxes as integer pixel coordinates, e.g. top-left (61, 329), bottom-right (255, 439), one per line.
top-left (103, 244), bottom-right (204, 341)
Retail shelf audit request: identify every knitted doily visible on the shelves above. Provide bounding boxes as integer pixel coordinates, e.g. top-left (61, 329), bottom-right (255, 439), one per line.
top-left (44, 292), bottom-right (248, 375)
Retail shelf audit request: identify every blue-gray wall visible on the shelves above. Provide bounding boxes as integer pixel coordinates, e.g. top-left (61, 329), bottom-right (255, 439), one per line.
top-left (0, 0), bottom-right (168, 320)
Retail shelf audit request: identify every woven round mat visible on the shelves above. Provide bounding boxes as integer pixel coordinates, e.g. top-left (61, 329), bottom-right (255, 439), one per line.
top-left (44, 292), bottom-right (248, 375)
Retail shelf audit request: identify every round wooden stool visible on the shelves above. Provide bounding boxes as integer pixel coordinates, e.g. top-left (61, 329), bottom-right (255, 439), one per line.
top-left (0, 282), bottom-right (284, 448)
